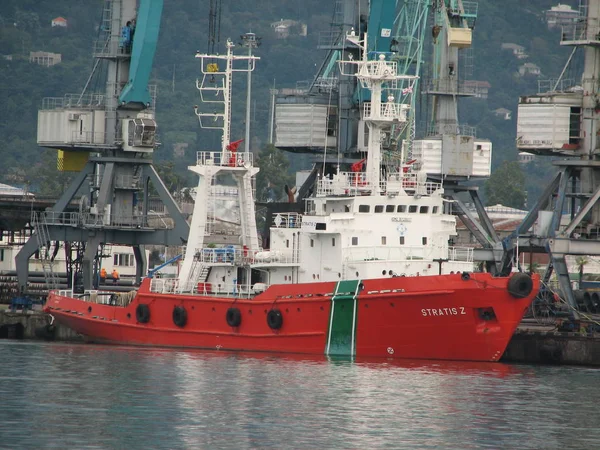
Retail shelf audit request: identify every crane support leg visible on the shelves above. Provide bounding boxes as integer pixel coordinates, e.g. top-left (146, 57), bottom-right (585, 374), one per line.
top-left (133, 245), bottom-right (147, 285)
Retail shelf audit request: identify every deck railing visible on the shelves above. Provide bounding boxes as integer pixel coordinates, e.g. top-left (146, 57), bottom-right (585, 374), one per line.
top-left (191, 247), bottom-right (299, 265)
top-left (316, 172), bottom-right (442, 196)
top-left (38, 211), bottom-right (171, 229)
top-left (149, 278), bottom-right (265, 298)
top-left (196, 151), bottom-right (253, 167)
top-left (272, 212), bottom-right (302, 229)
top-left (344, 246), bottom-right (473, 263)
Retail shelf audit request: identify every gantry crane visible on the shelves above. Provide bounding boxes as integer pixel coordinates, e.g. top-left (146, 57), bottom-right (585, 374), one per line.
top-left (16, 0), bottom-right (189, 293)
top-left (505, 0), bottom-right (600, 318)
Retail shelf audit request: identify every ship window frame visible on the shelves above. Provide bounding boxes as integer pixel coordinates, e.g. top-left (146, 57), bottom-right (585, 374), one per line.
top-left (375, 205), bottom-right (384, 213)
top-left (352, 237), bottom-right (358, 246)
top-left (332, 237), bottom-right (336, 247)
top-left (397, 205), bottom-right (407, 213)
top-left (422, 237), bottom-right (428, 245)
top-left (433, 206), bottom-right (439, 214)
top-left (409, 205), bottom-right (418, 213)
top-left (310, 239), bottom-right (314, 248)
top-left (381, 236), bottom-right (387, 245)
top-left (386, 205), bottom-right (395, 213)
top-left (399, 236), bottom-right (405, 245)
top-left (420, 206), bottom-right (429, 214)
top-left (359, 205), bottom-right (370, 213)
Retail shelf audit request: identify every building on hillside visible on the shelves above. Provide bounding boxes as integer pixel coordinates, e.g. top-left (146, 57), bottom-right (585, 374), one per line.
top-left (51, 17), bottom-right (68, 28)
top-left (518, 152), bottom-right (535, 164)
top-left (29, 51), bottom-right (62, 67)
top-left (493, 108), bottom-right (512, 120)
top-left (271, 19), bottom-right (307, 39)
top-left (462, 80), bottom-right (491, 99)
top-left (546, 4), bottom-right (579, 29)
top-left (0, 183), bottom-right (30, 197)
top-left (518, 62), bottom-right (541, 77)
top-left (173, 142), bottom-right (188, 158)
top-left (501, 43), bottom-right (528, 59)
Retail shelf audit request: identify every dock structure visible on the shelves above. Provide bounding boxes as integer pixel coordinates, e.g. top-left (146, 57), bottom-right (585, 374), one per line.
top-left (504, 320), bottom-right (600, 366)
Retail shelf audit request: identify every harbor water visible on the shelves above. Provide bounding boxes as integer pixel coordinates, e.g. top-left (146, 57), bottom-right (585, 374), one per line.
top-left (1, 341), bottom-right (599, 449)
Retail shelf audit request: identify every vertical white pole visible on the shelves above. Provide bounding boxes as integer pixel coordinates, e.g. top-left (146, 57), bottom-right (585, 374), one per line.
top-left (245, 44), bottom-right (252, 155)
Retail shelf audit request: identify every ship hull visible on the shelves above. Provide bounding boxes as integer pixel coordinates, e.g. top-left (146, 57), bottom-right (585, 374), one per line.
top-left (44, 272), bottom-right (539, 362)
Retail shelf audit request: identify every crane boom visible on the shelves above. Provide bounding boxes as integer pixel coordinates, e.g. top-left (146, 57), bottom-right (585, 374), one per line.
top-left (119, 0), bottom-right (164, 108)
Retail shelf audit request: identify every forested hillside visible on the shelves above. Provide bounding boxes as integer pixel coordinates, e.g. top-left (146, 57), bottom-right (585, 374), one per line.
top-left (0, 0), bottom-right (579, 206)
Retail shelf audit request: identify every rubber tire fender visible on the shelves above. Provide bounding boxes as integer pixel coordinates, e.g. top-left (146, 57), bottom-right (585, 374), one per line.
top-left (226, 307), bottom-right (242, 327)
top-left (507, 272), bottom-right (534, 299)
top-left (267, 309), bottom-right (283, 330)
top-left (136, 304), bottom-right (151, 323)
top-left (173, 305), bottom-right (188, 328)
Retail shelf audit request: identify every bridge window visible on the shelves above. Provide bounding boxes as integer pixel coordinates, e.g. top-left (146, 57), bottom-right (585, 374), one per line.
top-left (316, 223), bottom-right (327, 230)
top-left (409, 205), bottom-right (418, 213)
top-left (386, 205), bottom-right (395, 213)
top-left (375, 205), bottom-right (384, 213)
top-left (352, 237), bottom-right (358, 245)
top-left (397, 205), bottom-right (407, 213)
top-left (359, 205), bottom-right (370, 213)
top-left (420, 206), bottom-right (429, 214)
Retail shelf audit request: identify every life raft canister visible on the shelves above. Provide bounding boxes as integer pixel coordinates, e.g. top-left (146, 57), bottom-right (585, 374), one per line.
top-left (136, 304), bottom-right (150, 323)
top-left (267, 309), bottom-right (283, 330)
top-left (173, 305), bottom-right (187, 328)
top-left (507, 272), bottom-right (534, 299)
top-left (226, 307), bottom-right (242, 327)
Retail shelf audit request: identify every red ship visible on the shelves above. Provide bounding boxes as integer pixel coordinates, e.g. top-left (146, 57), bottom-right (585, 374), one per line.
top-left (46, 271), bottom-right (538, 361)
top-left (44, 33), bottom-right (539, 362)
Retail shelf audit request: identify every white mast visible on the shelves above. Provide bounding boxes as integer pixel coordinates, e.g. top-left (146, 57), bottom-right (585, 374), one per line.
top-left (338, 31), bottom-right (416, 193)
top-left (178, 40), bottom-right (260, 290)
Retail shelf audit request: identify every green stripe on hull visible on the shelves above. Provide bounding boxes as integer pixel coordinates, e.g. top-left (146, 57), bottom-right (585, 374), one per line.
top-left (326, 280), bottom-right (361, 357)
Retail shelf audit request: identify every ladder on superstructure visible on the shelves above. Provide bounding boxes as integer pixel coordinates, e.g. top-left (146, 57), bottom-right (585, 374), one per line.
top-left (240, 181), bottom-right (255, 250)
top-left (31, 212), bottom-right (60, 291)
top-left (185, 254), bottom-right (211, 287)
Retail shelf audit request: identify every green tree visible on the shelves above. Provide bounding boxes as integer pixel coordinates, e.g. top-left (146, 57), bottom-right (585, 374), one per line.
top-left (154, 161), bottom-right (190, 197)
top-left (484, 161), bottom-right (526, 209)
top-left (576, 256), bottom-right (589, 282)
top-left (255, 144), bottom-right (294, 202)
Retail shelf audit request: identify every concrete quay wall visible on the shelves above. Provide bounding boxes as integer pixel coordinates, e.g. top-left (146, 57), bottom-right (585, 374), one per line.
top-left (0, 310), bottom-right (82, 342)
top-left (503, 328), bottom-right (600, 366)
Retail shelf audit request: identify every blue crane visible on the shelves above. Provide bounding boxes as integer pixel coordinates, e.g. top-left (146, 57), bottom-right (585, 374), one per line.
top-left (119, 0), bottom-right (164, 109)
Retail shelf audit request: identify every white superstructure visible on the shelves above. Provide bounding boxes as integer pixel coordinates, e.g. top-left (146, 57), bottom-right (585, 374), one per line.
top-left (154, 33), bottom-right (473, 297)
